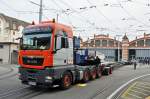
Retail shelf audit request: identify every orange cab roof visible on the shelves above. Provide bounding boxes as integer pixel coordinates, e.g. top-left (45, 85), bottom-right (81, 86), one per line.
top-left (26, 21), bottom-right (73, 38)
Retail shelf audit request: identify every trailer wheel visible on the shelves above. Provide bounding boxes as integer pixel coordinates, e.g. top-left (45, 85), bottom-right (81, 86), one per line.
top-left (96, 68), bottom-right (102, 78)
top-left (91, 68), bottom-right (97, 80)
top-left (82, 70), bottom-right (90, 83)
top-left (60, 72), bottom-right (72, 89)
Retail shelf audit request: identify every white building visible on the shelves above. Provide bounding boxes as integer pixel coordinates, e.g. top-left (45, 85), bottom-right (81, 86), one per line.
top-left (0, 13), bottom-right (29, 64)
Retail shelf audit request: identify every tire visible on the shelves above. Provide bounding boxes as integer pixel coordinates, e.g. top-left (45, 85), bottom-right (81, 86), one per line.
top-left (96, 67), bottom-right (102, 78)
top-left (91, 68), bottom-right (97, 80)
top-left (82, 70), bottom-right (90, 83)
top-left (109, 67), bottom-right (112, 74)
top-left (60, 72), bottom-right (72, 90)
top-left (106, 68), bottom-right (110, 75)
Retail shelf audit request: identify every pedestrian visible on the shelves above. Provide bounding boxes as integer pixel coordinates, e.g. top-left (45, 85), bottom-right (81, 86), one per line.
top-left (95, 56), bottom-right (101, 66)
top-left (133, 59), bottom-right (137, 70)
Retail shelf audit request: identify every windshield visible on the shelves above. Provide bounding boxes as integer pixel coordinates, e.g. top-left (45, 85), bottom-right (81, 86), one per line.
top-left (21, 26), bottom-right (52, 50)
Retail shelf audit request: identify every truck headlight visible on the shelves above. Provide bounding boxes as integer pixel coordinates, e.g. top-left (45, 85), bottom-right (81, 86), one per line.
top-left (45, 76), bottom-right (52, 80)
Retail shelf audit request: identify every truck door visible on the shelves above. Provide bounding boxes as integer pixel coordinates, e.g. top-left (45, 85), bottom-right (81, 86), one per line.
top-left (53, 30), bottom-right (68, 66)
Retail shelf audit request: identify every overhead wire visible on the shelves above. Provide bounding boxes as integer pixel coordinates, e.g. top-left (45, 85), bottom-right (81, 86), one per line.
top-left (49, 0), bottom-right (98, 38)
top-left (57, 0), bottom-right (100, 29)
top-left (86, 0), bottom-right (121, 31)
top-left (116, 0), bottom-right (150, 27)
top-left (0, 0), bottom-right (17, 12)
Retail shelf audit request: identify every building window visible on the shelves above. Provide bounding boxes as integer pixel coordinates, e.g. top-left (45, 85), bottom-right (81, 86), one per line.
top-left (95, 40), bottom-right (100, 47)
top-left (13, 31), bottom-right (15, 35)
top-left (108, 40), bottom-right (114, 47)
top-left (145, 39), bottom-right (150, 46)
top-left (102, 40), bottom-right (107, 47)
top-left (137, 40), bottom-right (144, 47)
top-left (0, 45), bottom-right (3, 48)
top-left (13, 22), bottom-right (17, 30)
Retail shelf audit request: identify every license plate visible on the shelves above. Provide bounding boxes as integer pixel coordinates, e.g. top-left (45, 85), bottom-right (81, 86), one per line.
top-left (28, 81), bottom-right (36, 86)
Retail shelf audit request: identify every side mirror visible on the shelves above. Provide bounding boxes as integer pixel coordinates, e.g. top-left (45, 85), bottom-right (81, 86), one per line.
top-left (16, 37), bottom-right (22, 40)
top-left (56, 36), bottom-right (61, 50)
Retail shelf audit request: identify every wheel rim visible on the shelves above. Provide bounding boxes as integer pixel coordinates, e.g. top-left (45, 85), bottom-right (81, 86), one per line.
top-left (64, 75), bottom-right (71, 87)
top-left (84, 71), bottom-right (89, 81)
top-left (109, 68), bottom-right (112, 74)
top-left (97, 68), bottom-right (102, 77)
top-left (92, 69), bottom-right (96, 79)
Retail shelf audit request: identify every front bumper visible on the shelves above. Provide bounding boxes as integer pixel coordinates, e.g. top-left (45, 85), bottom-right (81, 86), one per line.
top-left (19, 67), bottom-right (54, 86)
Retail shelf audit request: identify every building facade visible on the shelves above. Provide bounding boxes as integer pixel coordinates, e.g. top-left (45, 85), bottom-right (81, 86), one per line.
top-left (81, 34), bottom-right (122, 61)
top-left (81, 33), bottom-right (150, 62)
top-left (0, 13), bottom-right (29, 64)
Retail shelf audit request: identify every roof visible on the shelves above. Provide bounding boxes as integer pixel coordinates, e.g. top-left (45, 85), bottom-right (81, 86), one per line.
top-left (122, 34), bottom-right (129, 40)
top-left (0, 13), bottom-right (30, 29)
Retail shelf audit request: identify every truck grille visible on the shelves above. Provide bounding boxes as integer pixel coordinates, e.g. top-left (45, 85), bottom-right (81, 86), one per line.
top-left (22, 56), bottom-right (44, 66)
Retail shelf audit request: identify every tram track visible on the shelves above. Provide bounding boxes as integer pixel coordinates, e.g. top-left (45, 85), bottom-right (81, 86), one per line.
top-left (88, 75), bottom-right (114, 99)
top-left (0, 86), bottom-right (46, 99)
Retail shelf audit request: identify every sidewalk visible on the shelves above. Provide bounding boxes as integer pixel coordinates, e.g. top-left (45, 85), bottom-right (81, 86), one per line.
top-left (117, 64), bottom-right (150, 70)
top-left (0, 64), bottom-right (18, 74)
top-left (0, 66), bottom-right (11, 75)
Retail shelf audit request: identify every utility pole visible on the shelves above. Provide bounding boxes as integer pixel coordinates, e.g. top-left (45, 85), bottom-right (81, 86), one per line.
top-left (56, 13), bottom-right (59, 22)
top-left (29, 0), bottom-right (43, 23)
top-left (116, 35), bottom-right (122, 62)
top-left (39, 0), bottom-right (43, 23)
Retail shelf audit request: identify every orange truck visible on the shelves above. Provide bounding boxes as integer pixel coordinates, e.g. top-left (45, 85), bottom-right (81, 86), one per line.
top-left (18, 20), bottom-right (112, 89)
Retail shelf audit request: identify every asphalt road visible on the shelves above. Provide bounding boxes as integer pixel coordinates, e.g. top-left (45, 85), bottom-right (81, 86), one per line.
top-left (0, 64), bottom-right (150, 99)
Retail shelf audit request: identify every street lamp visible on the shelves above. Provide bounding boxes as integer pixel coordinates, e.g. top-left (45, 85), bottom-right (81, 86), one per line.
top-left (116, 35), bottom-right (122, 62)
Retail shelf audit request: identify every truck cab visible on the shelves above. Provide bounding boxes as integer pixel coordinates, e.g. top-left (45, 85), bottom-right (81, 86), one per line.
top-left (19, 21), bottom-right (73, 69)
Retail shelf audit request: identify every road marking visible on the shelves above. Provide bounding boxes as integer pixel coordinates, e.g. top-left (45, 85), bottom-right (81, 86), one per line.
top-left (107, 73), bottom-right (150, 99)
top-left (127, 93), bottom-right (143, 99)
top-left (136, 85), bottom-right (150, 90)
top-left (134, 87), bottom-right (150, 93)
top-left (121, 82), bottom-right (137, 98)
top-left (141, 81), bottom-right (150, 85)
top-left (121, 81), bottom-right (150, 99)
top-left (137, 82), bottom-right (150, 87)
top-left (77, 83), bottom-right (87, 87)
top-left (130, 89), bottom-right (148, 96)
top-left (146, 96), bottom-right (150, 99)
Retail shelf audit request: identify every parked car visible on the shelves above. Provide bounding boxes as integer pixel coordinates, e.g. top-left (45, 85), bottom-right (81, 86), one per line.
top-left (118, 60), bottom-right (132, 65)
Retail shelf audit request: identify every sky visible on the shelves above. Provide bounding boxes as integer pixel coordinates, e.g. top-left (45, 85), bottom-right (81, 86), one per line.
top-left (0, 0), bottom-right (150, 41)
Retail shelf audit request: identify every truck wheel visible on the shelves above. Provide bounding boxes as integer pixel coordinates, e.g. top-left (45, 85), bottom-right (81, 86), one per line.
top-left (97, 68), bottom-right (102, 78)
top-left (82, 70), bottom-right (90, 83)
top-left (109, 67), bottom-right (112, 74)
top-left (106, 68), bottom-right (110, 75)
top-left (91, 68), bottom-right (97, 80)
top-left (60, 72), bottom-right (72, 89)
